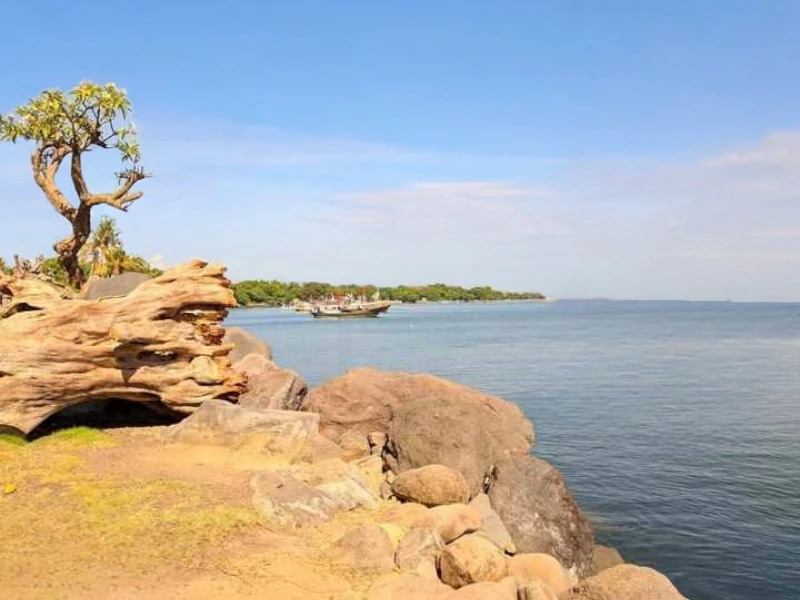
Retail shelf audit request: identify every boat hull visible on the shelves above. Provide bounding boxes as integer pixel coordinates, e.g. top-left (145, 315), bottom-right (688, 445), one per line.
top-left (311, 301), bottom-right (391, 319)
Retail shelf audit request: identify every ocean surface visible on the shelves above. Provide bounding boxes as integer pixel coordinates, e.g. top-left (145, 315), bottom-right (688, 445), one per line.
top-left (228, 301), bottom-right (800, 600)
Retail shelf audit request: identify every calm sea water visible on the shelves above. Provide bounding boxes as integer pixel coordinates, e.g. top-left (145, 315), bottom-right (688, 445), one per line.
top-left (228, 301), bottom-right (800, 600)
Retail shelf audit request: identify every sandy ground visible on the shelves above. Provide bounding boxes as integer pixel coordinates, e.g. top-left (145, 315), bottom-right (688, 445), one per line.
top-left (0, 427), bottom-right (391, 599)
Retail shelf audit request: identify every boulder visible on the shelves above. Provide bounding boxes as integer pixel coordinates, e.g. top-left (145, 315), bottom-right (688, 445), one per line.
top-left (453, 576), bottom-right (518, 599)
top-left (224, 326), bottom-right (272, 364)
top-left (590, 545), bottom-right (625, 575)
top-left (235, 353), bottom-right (307, 411)
top-left (469, 493), bottom-right (516, 554)
top-left (387, 387), bottom-right (534, 494)
top-left (165, 400), bottom-right (318, 459)
top-left (519, 581), bottom-right (559, 600)
top-left (392, 464), bottom-right (470, 507)
top-left (438, 534), bottom-right (508, 589)
top-left (395, 528), bottom-right (445, 577)
top-left (381, 502), bottom-right (430, 528)
top-left (369, 431), bottom-right (388, 455)
top-left (82, 272), bottom-right (150, 300)
top-left (339, 429), bottom-right (372, 461)
top-left (329, 524), bottom-right (396, 573)
top-left (250, 471), bottom-right (337, 528)
top-left (559, 564), bottom-right (687, 600)
top-left (355, 454), bottom-right (385, 495)
top-left (412, 504), bottom-right (482, 543)
top-left (367, 574), bottom-right (455, 600)
top-left (288, 458), bottom-right (378, 511)
top-left (488, 455), bottom-right (593, 576)
top-left (303, 368), bottom-right (534, 464)
top-left (507, 554), bottom-right (574, 594)
top-left (310, 433), bottom-right (344, 463)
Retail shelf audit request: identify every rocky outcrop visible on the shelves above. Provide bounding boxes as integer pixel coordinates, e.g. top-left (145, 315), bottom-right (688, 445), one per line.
top-left (412, 504), bottom-right (482, 543)
top-left (224, 326), bottom-right (272, 364)
top-left (392, 465), bottom-right (471, 507)
top-left (559, 564), bottom-right (688, 600)
top-left (438, 534), bottom-right (508, 588)
top-left (488, 455), bottom-right (594, 576)
top-left (234, 353), bottom-right (308, 411)
top-left (387, 388), bottom-right (534, 494)
top-left (164, 400), bottom-right (317, 459)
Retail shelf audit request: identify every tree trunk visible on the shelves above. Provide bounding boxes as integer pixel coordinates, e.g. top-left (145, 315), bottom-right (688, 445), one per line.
top-left (0, 260), bottom-right (246, 435)
top-left (54, 204), bottom-right (91, 288)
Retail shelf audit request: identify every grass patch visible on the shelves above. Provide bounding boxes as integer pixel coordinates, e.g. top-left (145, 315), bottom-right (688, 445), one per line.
top-left (37, 426), bottom-right (114, 447)
top-left (0, 433), bottom-right (27, 447)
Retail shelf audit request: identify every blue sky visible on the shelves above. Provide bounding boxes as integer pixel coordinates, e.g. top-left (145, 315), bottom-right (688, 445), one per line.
top-left (2, 1), bottom-right (800, 300)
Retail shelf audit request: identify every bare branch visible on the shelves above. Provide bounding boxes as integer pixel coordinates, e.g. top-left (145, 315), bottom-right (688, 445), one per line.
top-left (86, 169), bottom-right (148, 210)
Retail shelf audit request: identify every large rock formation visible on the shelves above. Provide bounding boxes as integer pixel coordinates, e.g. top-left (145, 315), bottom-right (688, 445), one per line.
top-left (387, 390), bottom-right (534, 494)
top-left (488, 455), bottom-right (594, 577)
top-left (0, 260), bottom-right (245, 434)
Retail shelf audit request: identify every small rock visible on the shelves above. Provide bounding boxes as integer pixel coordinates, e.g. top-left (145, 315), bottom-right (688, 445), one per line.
top-left (507, 553), bottom-right (574, 594)
top-left (369, 431), bottom-right (388, 455)
top-left (453, 576), bottom-right (518, 599)
top-left (367, 573), bottom-right (455, 600)
top-left (330, 524), bottom-right (395, 573)
top-left (381, 502), bottom-right (430, 528)
top-left (235, 353), bottom-right (307, 411)
top-left (395, 528), bottom-right (445, 574)
top-left (392, 464), bottom-right (470, 507)
top-left (438, 534), bottom-right (508, 589)
top-left (224, 326), bottom-right (272, 363)
top-left (590, 544), bottom-right (625, 575)
top-left (250, 471), bottom-right (336, 528)
top-left (469, 493), bottom-right (516, 554)
top-left (412, 504), bottom-right (482, 543)
top-left (559, 564), bottom-right (688, 600)
top-left (290, 458), bottom-right (377, 511)
top-left (317, 476), bottom-right (378, 511)
top-left (518, 581), bottom-right (558, 600)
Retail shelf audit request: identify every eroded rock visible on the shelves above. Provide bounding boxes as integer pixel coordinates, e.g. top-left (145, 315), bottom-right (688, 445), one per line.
top-left (507, 553), bottom-right (574, 594)
top-left (395, 528), bottom-right (445, 576)
top-left (558, 564), bottom-right (687, 600)
top-left (469, 493), bottom-right (516, 554)
top-left (412, 504), bottom-right (482, 543)
top-left (329, 524), bottom-right (395, 573)
top-left (438, 534), bottom-right (508, 589)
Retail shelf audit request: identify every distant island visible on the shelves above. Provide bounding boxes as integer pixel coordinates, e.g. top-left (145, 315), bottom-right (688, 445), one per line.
top-left (232, 280), bottom-right (546, 306)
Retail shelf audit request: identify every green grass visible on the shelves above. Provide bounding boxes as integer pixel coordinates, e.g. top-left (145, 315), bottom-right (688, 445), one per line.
top-left (0, 433), bottom-right (27, 447)
top-left (40, 426), bottom-right (113, 446)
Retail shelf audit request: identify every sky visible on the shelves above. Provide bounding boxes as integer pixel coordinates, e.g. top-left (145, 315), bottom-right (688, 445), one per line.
top-left (1, 1), bottom-right (800, 301)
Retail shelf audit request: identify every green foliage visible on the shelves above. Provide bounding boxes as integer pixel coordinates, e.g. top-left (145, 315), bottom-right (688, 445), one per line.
top-left (232, 280), bottom-right (545, 306)
top-left (0, 81), bottom-right (141, 165)
top-left (0, 433), bottom-right (27, 447)
top-left (42, 427), bottom-right (112, 446)
top-left (0, 257), bottom-right (10, 275)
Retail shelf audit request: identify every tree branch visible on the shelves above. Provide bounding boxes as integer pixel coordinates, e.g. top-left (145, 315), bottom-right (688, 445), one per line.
top-left (31, 143), bottom-right (75, 221)
top-left (86, 170), bottom-right (148, 210)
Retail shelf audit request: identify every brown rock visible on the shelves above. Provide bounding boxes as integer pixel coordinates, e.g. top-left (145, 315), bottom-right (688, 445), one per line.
top-left (395, 528), bottom-right (445, 575)
top-left (519, 581), bottom-right (559, 600)
top-left (250, 471), bottom-right (337, 528)
top-left (469, 493), bottom-right (516, 554)
top-left (310, 433), bottom-right (344, 463)
top-left (339, 429), bottom-right (372, 461)
top-left (330, 524), bottom-right (395, 573)
top-left (488, 455), bottom-right (594, 576)
top-left (368, 573), bottom-right (455, 600)
top-left (387, 385), bottom-right (534, 494)
top-left (590, 545), bottom-right (625, 575)
top-left (412, 504), bottom-right (482, 543)
top-left (508, 553), bottom-right (574, 594)
top-left (558, 564), bottom-right (687, 600)
top-left (453, 576), bottom-right (518, 599)
top-left (439, 534), bottom-right (508, 589)
top-left (369, 431), bottom-right (388, 455)
top-left (303, 368), bottom-right (534, 476)
top-left (235, 353), bottom-right (307, 411)
top-left (392, 464), bottom-right (471, 507)
top-left (381, 502), bottom-right (430, 528)
top-left (224, 326), bottom-right (272, 363)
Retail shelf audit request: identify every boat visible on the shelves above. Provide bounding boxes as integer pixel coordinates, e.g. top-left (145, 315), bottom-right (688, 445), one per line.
top-left (309, 296), bottom-right (392, 319)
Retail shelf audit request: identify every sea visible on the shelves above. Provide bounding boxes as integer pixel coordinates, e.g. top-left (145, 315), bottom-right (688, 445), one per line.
top-left (227, 300), bottom-right (800, 600)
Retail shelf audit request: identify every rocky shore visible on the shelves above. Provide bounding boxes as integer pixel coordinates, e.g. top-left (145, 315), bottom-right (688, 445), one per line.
top-left (158, 325), bottom-right (687, 599)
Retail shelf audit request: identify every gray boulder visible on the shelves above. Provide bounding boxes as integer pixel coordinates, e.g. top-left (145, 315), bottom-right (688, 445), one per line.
top-left (224, 326), bottom-right (272, 363)
top-left (387, 390), bottom-right (534, 494)
top-left (82, 272), bottom-right (151, 300)
top-left (164, 400), bottom-right (318, 459)
top-left (234, 353), bottom-right (307, 411)
top-left (488, 455), bottom-right (594, 577)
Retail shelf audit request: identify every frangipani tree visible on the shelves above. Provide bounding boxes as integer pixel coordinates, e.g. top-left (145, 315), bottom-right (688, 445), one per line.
top-left (0, 82), bottom-right (148, 287)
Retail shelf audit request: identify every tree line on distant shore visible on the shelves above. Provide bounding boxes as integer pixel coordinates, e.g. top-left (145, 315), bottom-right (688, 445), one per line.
top-left (232, 280), bottom-right (545, 306)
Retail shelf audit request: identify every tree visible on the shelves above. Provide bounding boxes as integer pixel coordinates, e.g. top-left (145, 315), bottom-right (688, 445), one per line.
top-left (80, 215), bottom-right (122, 277)
top-left (0, 81), bottom-right (148, 287)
